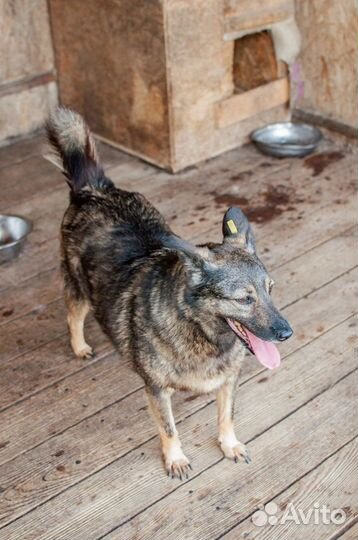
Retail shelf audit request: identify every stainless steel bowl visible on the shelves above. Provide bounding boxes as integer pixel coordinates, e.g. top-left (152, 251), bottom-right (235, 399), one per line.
top-left (251, 122), bottom-right (322, 157)
top-left (0, 214), bottom-right (32, 264)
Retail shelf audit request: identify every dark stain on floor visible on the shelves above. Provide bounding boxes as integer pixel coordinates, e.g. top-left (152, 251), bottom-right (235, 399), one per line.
top-left (212, 193), bottom-right (249, 207)
top-left (259, 162), bottom-right (272, 168)
top-left (265, 184), bottom-right (291, 206)
top-left (212, 184), bottom-right (296, 224)
top-left (230, 170), bottom-right (253, 182)
top-left (304, 151), bottom-right (344, 177)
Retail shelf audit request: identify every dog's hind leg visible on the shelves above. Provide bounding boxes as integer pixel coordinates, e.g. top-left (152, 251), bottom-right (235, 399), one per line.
top-left (216, 376), bottom-right (251, 464)
top-left (66, 294), bottom-right (93, 359)
top-left (146, 386), bottom-right (191, 479)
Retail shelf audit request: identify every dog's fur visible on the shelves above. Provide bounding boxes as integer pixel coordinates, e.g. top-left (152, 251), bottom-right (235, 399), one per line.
top-left (47, 108), bottom-right (292, 478)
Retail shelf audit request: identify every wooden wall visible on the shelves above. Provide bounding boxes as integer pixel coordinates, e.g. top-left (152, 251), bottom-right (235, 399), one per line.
top-left (294, 0), bottom-right (358, 130)
top-left (0, 0), bottom-right (58, 144)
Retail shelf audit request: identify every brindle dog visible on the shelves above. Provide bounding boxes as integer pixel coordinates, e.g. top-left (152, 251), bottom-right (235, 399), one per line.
top-left (47, 108), bottom-right (293, 479)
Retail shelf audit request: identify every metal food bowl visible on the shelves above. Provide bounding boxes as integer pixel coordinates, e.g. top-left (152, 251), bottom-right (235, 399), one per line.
top-left (0, 214), bottom-right (32, 264)
top-left (251, 122), bottom-right (322, 158)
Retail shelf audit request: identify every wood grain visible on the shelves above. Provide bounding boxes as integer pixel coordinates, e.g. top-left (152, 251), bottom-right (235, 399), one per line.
top-left (336, 521), bottom-right (358, 540)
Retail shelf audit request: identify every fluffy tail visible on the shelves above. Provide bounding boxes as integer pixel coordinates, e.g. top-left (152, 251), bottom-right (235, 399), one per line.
top-left (46, 107), bottom-right (113, 192)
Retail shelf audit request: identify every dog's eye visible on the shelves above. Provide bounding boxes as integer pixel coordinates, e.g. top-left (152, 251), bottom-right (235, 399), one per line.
top-left (237, 295), bottom-right (255, 305)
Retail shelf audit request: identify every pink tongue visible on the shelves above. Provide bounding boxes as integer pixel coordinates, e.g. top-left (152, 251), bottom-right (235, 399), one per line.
top-left (245, 328), bottom-right (281, 370)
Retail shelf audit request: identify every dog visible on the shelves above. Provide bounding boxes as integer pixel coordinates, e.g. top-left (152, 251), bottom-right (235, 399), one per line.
top-left (47, 107), bottom-right (293, 479)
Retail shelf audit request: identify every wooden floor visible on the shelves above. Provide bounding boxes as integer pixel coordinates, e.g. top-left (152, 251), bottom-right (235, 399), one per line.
top-left (0, 132), bottom-right (357, 540)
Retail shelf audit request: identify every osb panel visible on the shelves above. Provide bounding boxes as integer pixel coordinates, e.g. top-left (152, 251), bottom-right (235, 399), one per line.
top-left (0, 82), bottom-right (58, 142)
top-left (49, 0), bottom-right (171, 167)
top-left (0, 0), bottom-right (55, 85)
top-left (295, 0), bottom-right (358, 128)
top-left (233, 31), bottom-right (278, 91)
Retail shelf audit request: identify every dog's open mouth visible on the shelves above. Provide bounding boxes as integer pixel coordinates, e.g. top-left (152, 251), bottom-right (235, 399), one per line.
top-left (226, 318), bottom-right (281, 370)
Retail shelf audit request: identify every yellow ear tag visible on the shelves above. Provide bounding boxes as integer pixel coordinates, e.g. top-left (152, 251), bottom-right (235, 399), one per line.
top-left (227, 219), bottom-right (238, 234)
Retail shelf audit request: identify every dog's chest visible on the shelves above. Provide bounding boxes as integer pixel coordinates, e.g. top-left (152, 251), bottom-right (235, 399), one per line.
top-left (170, 342), bottom-right (245, 393)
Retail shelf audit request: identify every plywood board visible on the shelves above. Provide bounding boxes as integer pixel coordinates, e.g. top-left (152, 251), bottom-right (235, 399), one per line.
top-left (216, 78), bottom-right (289, 128)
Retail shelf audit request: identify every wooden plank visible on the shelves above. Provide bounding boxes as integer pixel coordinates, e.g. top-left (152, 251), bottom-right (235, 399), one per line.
top-left (0, 134), bottom-right (44, 169)
top-left (215, 79), bottom-right (289, 129)
top-left (0, 353), bottom-right (139, 465)
top-left (0, 71), bottom-right (56, 99)
top-left (270, 227), bottom-right (356, 307)
top-left (0, 300), bottom-right (68, 363)
top-left (95, 140), bottom-right (135, 170)
top-left (0, 314), bottom-right (113, 411)
top-left (0, 268), bottom-right (62, 326)
top-left (336, 522), bottom-right (358, 540)
top-left (293, 109), bottom-right (358, 140)
top-left (1, 352), bottom-right (355, 540)
top-left (0, 155), bottom-right (64, 212)
top-left (220, 439), bottom-right (358, 539)
top-left (0, 309), bottom-right (355, 528)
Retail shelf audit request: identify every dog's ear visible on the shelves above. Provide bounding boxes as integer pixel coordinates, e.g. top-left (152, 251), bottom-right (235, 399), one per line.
top-left (222, 207), bottom-right (256, 254)
top-left (162, 234), bottom-right (216, 285)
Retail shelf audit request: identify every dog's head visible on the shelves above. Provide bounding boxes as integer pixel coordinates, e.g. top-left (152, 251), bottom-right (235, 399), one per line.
top-left (165, 207), bottom-right (293, 369)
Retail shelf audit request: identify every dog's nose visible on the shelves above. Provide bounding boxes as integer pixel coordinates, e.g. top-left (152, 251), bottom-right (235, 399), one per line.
top-left (276, 325), bottom-right (293, 342)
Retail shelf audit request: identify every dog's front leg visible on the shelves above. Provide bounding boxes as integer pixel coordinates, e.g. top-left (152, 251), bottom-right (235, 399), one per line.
top-left (216, 377), bottom-right (251, 464)
top-left (146, 385), bottom-right (191, 479)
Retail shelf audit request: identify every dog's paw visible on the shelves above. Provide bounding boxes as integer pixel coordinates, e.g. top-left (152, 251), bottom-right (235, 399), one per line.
top-left (75, 345), bottom-right (95, 359)
top-left (220, 440), bottom-right (251, 464)
top-left (165, 455), bottom-right (192, 480)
